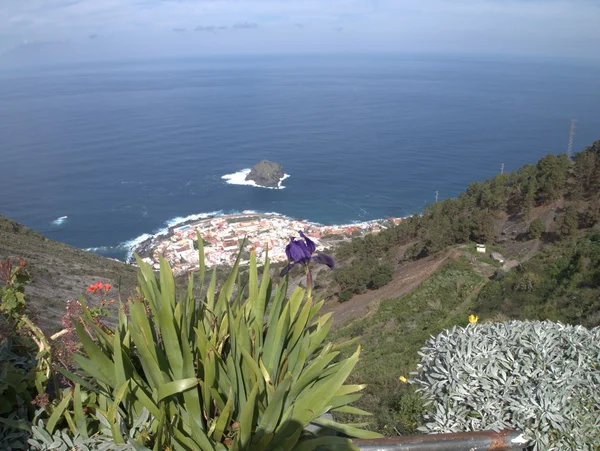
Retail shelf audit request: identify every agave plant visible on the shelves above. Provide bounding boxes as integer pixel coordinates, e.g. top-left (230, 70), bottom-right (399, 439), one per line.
top-left (59, 237), bottom-right (379, 450)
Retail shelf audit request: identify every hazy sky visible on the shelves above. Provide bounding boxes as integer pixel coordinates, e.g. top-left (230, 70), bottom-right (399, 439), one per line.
top-left (1, 0), bottom-right (599, 64)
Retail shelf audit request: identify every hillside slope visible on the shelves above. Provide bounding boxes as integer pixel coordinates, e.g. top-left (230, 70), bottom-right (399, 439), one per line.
top-left (333, 228), bottom-right (600, 435)
top-left (0, 215), bottom-right (138, 331)
top-left (327, 141), bottom-right (600, 305)
top-left (324, 141), bottom-right (600, 436)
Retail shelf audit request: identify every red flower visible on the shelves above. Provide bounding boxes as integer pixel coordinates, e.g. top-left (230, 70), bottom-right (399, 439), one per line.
top-left (86, 282), bottom-right (106, 294)
top-left (104, 283), bottom-right (112, 292)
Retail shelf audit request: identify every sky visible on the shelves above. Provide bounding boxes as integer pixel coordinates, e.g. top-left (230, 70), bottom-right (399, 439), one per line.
top-left (1, 0), bottom-right (599, 65)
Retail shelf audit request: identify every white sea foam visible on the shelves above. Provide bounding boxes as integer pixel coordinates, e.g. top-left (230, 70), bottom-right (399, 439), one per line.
top-left (221, 169), bottom-right (290, 190)
top-left (240, 210), bottom-right (282, 216)
top-left (121, 233), bottom-right (157, 262)
top-left (84, 246), bottom-right (114, 253)
top-left (165, 210), bottom-right (223, 228)
top-left (263, 211), bottom-right (292, 217)
top-left (118, 211), bottom-right (224, 262)
top-left (87, 235), bottom-right (159, 259)
top-left (52, 216), bottom-right (68, 226)
top-left (121, 233), bottom-right (155, 250)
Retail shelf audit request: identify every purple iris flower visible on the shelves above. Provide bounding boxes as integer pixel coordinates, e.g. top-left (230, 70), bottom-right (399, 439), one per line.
top-left (280, 231), bottom-right (335, 276)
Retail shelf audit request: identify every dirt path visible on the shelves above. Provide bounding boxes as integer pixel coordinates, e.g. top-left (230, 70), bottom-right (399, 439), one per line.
top-left (323, 250), bottom-right (458, 328)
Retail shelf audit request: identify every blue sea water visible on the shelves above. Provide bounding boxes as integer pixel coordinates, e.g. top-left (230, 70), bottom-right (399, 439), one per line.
top-left (1, 54), bottom-right (599, 260)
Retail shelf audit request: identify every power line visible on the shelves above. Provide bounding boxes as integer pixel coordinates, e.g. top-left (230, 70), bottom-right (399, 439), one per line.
top-left (568, 119), bottom-right (577, 158)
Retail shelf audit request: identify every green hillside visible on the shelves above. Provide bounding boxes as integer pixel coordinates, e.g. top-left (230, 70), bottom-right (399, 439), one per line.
top-left (329, 141), bottom-right (600, 435)
top-left (333, 231), bottom-right (600, 435)
top-left (331, 141), bottom-right (600, 301)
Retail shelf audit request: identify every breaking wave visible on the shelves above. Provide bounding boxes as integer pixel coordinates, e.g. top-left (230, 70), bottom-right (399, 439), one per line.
top-left (84, 245), bottom-right (114, 253)
top-left (116, 211), bottom-right (224, 262)
top-left (165, 210), bottom-right (223, 228)
top-left (51, 216), bottom-right (68, 226)
top-left (221, 169), bottom-right (290, 190)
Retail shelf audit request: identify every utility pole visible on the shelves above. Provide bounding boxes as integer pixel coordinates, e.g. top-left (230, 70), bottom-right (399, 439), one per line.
top-left (500, 163), bottom-right (505, 175)
top-left (568, 119), bottom-right (577, 158)
top-left (435, 191), bottom-right (439, 203)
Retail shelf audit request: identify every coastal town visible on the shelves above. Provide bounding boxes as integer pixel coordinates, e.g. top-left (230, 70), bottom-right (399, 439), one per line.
top-left (136, 213), bottom-right (403, 275)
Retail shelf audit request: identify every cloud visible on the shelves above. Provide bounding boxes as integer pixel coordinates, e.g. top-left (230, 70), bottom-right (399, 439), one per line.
top-left (88, 33), bottom-right (98, 39)
top-left (39, 0), bottom-right (85, 11)
top-left (195, 25), bottom-right (222, 32)
top-left (233, 22), bottom-right (258, 30)
top-left (0, 0), bottom-right (599, 60)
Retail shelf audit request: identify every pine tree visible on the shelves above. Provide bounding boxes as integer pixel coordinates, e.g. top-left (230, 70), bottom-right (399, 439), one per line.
top-left (528, 218), bottom-right (545, 240)
top-left (560, 206), bottom-right (579, 237)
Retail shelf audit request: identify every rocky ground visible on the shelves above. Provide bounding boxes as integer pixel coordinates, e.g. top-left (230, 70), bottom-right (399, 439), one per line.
top-left (0, 215), bottom-right (138, 332)
top-left (245, 160), bottom-right (285, 187)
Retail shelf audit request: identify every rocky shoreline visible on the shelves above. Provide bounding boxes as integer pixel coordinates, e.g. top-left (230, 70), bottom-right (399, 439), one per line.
top-left (245, 160), bottom-right (286, 188)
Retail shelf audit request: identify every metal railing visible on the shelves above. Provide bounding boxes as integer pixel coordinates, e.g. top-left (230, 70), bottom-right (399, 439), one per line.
top-left (354, 430), bottom-right (530, 451)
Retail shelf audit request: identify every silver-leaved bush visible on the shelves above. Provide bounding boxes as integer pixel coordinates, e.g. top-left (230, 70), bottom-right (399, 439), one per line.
top-left (413, 320), bottom-right (600, 451)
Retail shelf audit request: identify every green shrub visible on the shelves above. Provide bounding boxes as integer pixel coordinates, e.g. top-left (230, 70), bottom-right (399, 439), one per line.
top-left (0, 259), bottom-right (53, 449)
top-left (367, 264), bottom-right (393, 290)
top-left (60, 242), bottom-right (380, 450)
top-left (528, 218), bottom-right (545, 240)
top-left (0, 259), bottom-right (52, 395)
top-left (338, 291), bottom-right (353, 303)
top-left (414, 320), bottom-right (600, 450)
top-left (0, 341), bottom-right (36, 448)
top-left (0, 341), bottom-right (37, 416)
top-left (560, 206), bottom-right (579, 237)
top-left (0, 405), bottom-right (31, 450)
top-left (476, 256), bottom-right (502, 267)
top-left (334, 260), bottom-right (394, 294)
top-left (513, 272), bottom-right (540, 292)
top-left (473, 233), bottom-right (600, 327)
top-left (333, 260), bottom-right (371, 294)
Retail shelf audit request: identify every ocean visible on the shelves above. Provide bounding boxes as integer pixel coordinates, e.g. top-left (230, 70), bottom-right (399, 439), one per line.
top-left (1, 54), bottom-right (599, 260)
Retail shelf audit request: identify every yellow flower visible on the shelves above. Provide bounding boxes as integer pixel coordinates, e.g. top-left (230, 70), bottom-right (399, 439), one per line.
top-left (398, 376), bottom-right (408, 383)
top-left (469, 314), bottom-right (479, 324)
